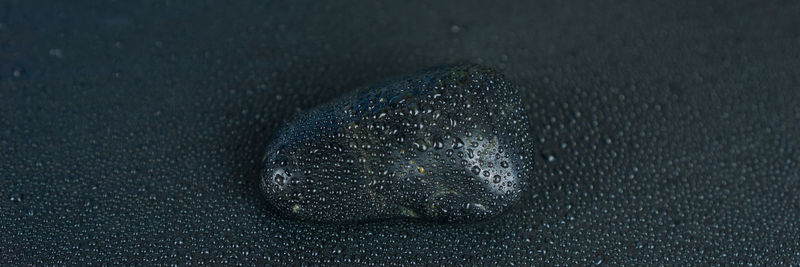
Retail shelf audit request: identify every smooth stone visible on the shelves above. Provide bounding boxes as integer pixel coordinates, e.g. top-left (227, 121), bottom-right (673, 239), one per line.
top-left (260, 64), bottom-right (534, 223)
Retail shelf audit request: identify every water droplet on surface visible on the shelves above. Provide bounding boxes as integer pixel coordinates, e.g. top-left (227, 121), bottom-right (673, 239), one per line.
top-left (471, 166), bottom-right (481, 175)
top-left (541, 149), bottom-right (556, 163)
top-left (453, 137), bottom-right (465, 149)
top-left (9, 193), bottom-right (23, 203)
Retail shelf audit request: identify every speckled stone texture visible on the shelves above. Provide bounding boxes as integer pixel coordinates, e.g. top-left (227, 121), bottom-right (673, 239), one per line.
top-left (261, 64), bottom-right (533, 223)
top-left (2, 0), bottom-right (799, 265)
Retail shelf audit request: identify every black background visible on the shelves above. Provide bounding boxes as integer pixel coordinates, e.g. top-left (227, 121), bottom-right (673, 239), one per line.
top-left (2, 0), bottom-right (799, 265)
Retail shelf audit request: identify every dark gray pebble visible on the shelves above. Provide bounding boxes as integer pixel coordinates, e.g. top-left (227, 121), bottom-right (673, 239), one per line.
top-left (261, 64), bottom-right (534, 223)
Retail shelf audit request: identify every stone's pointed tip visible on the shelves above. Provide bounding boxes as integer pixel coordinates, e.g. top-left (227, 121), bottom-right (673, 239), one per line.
top-left (260, 64), bottom-right (533, 223)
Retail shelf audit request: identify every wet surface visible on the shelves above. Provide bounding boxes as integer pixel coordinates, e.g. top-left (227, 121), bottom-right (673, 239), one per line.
top-left (2, 0), bottom-right (799, 265)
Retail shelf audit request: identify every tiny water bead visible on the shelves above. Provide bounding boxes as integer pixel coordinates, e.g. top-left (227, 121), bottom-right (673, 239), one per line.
top-left (260, 64), bottom-right (534, 223)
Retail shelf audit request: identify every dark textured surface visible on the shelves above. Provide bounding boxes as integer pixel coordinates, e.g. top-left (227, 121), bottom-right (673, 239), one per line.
top-left (2, 0), bottom-right (799, 265)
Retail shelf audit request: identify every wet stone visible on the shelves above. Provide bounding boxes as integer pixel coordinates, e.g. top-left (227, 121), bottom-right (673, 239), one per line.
top-left (260, 64), bottom-right (534, 223)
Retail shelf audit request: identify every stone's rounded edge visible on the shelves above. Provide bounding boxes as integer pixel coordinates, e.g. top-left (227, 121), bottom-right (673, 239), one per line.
top-left (445, 64), bottom-right (533, 219)
top-left (259, 63), bottom-right (535, 224)
top-left (259, 135), bottom-right (292, 219)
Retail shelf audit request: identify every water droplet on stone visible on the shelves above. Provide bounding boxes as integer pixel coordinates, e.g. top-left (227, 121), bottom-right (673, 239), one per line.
top-left (453, 137), bottom-right (465, 149)
top-left (471, 166), bottom-right (481, 175)
top-left (432, 135), bottom-right (445, 149)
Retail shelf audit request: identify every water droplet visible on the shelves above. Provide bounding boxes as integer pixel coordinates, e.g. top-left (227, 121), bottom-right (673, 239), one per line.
top-left (413, 139), bottom-right (428, 152)
top-left (471, 166), bottom-right (481, 175)
top-left (9, 193), bottom-right (23, 203)
top-left (541, 149), bottom-right (556, 162)
top-left (453, 137), bottom-right (465, 149)
top-left (432, 136), bottom-right (444, 149)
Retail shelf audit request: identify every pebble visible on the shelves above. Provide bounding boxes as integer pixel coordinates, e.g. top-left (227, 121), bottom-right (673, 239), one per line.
top-left (260, 64), bottom-right (534, 223)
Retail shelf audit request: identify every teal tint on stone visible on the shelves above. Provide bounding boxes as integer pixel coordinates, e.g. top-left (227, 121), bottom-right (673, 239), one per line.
top-left (261, 64), bottom-right (534, 223)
